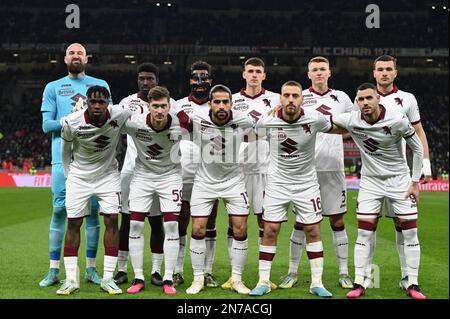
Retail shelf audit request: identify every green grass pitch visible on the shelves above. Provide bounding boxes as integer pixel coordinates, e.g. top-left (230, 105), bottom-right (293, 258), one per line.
top-left (0, 187), bottom-right (448, 299)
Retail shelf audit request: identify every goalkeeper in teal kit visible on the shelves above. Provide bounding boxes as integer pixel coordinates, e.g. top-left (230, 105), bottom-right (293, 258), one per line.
top-left (39, 43), bottom-right (112, 287)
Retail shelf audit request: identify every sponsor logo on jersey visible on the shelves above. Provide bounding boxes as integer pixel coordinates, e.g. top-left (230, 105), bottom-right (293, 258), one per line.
top-left (210, 135), bottom-right (226, 154)
top-left (302, 98), bottom-right (317, 107)
top-left (394, 97), bottom-right (403, 107)
top-left (362, 138), bottom-right (380, 153)
top-left (76, 132), bottom-right (95, 138)
top-left (382, 126), bottom-right (392, 135)
top-left (280, 138), bottom-right (298, 154)
top-left (70, 93), bottom-right (86, 107)
top-left (79, 126), bottom-right (92, 130)
top-left (61, 84), bottom-right (72, 87)
top-left (58, 88), bottom-right (75, 96)
top-left (302, 124), bottom-right (312, 135)
top-left (233, 103), bottom-right (249, 111)
top-left (93, 135), bottom-right (110, 151)
top-left (248, 110), bottom-right (262, 122)
top-left (146, 143), bottom-right (163, 158)
top-left (270, 130), bottom-right (287, 140)
top-left (315, 104), bottom-right (332, 116)
top-left (234, 98), bottom-right (245, 103)
top-left (351, 128), bottom-right (368, 139)
top-left (135, 129), bottom-right (153, 142)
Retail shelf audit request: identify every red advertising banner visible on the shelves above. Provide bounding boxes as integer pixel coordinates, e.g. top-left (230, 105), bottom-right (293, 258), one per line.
top-left (345, 176), bottom-right (448, 192)
top-left (343, 139), bottom-right (361, 158)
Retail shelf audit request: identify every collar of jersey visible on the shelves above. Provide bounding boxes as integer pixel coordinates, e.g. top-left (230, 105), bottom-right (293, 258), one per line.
top-left (361, 104), bottom-right (386, 125)
top-left (239, 87), bottom-right (266, 100)
top-left (137, 91), bottom-right (149, 102)
top-left (84, 109), bottom-right (111, 127)
top-left (146, 113), bottom-right (172, 132)
top-left (308, 87), bottom-right (332, 96)
top-left (377, 85), bottom-right (399, 97)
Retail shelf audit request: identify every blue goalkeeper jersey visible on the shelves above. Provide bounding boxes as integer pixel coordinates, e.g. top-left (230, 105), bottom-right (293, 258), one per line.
top-left (40, 75), bottom-right (112, 165)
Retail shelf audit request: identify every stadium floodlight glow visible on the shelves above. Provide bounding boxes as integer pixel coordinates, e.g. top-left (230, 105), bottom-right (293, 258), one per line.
top-left (167, 2), bottom-right (172, 6)
top-left (432, 5), bottom-right (435, 9)
top-left (444, 6), bottom-right (447, 9)
top-left (13, 53), bottom-right (18, 57)
top-left (130, 61), bottom-right (136, 64)
top-left (156, 2), bottom-right (160, 6)
top-left (164, 60), bottom-right (172, 65)
top-left (124, 55), bottom-right (135, 59)
top-left (50, 59), bottom-right (57, 63)
top-left (426, 58), bottom-right (433, 62)
top-left (239, 56), bottom-right (246, 60)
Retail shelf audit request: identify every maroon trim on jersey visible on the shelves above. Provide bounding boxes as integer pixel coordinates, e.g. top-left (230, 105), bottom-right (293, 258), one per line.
top-left (146, 113), bottom-right (173, 132)
top-left (277, 108), bottom-right (305, 123)
top-left (137, 91), bottom-right (148, 102)
top-left (377, 85), bottom-right (398, 97)
top-left (84, 108), bottom-right (111, 127)
top-left (309, 87), bottom-right (332, 96)
top-left (240, 87), bottom-right (266, 99)
top-left (361, 105), bottom-right (386, 125)
top-left (188, 93), bottom-right (207, 105)
top-left (411, 119), bottom-right (421, 125)
top-left (300, 220), bottom-right (322, 226)
top-left (404, 132), bottom-right (416, 139)
top-left (259, 251), bottom-right (275, 261)
top-left (177, 110), bottom-right (193, 132)
top-left (262, 218), bottom-right (287, 223)
top-left (209, 109), bottom-right (233, 126)
top-left (306, 251), bottom-right (324, 260)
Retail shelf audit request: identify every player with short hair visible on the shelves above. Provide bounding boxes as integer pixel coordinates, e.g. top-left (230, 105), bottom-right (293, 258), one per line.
top-left (56, 86), bottom-right (132, 295)
top-left (114, 63), bottom-right (175, 287)
top-left (280, 56), bottom-right (354, 290)
top-left (39, 43), bottom-right (109, 287)
top-left (172, 61), bottom-right (220, 288)
top-left (186, 85), bottom-right (253, 295)
top-left (332, 83), bottom-right (425, 299)
top-left (249, 81), bottom-right (333, 298)
top-left (362, 55), bottom-right (432, 290)
top-left (122, 86), bottom-right (190, 295)
top-left (222, 57), bottom-right (280, 290)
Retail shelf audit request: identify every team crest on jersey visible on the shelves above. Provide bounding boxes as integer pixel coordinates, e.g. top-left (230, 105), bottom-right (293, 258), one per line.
top-left (109, 120), bottom-right (119, 128)
top-left (394, 98), bottom-right (403, 107)
top-left (302, 124), bottom-right (312, 135)
top-left (302, 98), bottom-right (317, 107)
top-left (248, 110), bottom-right (262, 122)
top-left (315, 104), bottom-right (332, 116)
top-left (382, 126), bottom-right (392, 135)
top-left (330, 94), bottom-right (339, 102)
top-left (262, 99), bottom-right (271, 107)
top-left (233, 103), bottom-right (249, 112)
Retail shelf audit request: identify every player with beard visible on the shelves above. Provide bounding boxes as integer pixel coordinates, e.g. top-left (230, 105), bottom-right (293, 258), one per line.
top-left (113, 63), bottom-right (176, 287)
top-left (40, 43), bottom-right (111, 287)
top-left (171, 61), bottom-right (220, 288)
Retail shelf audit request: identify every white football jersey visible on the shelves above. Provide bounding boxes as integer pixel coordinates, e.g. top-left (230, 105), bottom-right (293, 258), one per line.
top-left (232, 88), bottom-right (280, 174)
top-left (61, 104), bottom-right (132, 178)
top-left (192, 108), bottom-right (254, 184)
top-left (333, 105), bottom-right (416, 178)
top-left (119, 93), bottom-right (176, 174)
top-left (302, 87), bottom-right (353, 172)
top-left (377, 85), bottom-right (421, 125)
top-left (122, 111), bottom-right (191, 179)
top-left (255, 109), bottom-right (332, 183)
top-left (173, 95), bottom-right (210, 183)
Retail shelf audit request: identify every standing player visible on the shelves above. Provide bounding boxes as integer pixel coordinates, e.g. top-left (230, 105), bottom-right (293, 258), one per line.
top-left (363, 55), bottom-right (432, 290)
top-left (223, 57), bottom-right (280, 290)
top-left (56, 86), bottom-right (131, 295)
top-left (114, 63), bottom-right (175, 287)
top-left (331, 83), bottom-right (425, 299)
top-left (122, 86), bottom-right (190, 295)
top-left (280, 56), bottom-right (353, 289)
top-left (40, 43), bottom-right (109, 287)
top-left (172, 61), bottom-right (219, 288)
top-left (186, 85), bottom-right (253, 295)
top-left (249, 81), bottom-right (333, 298)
